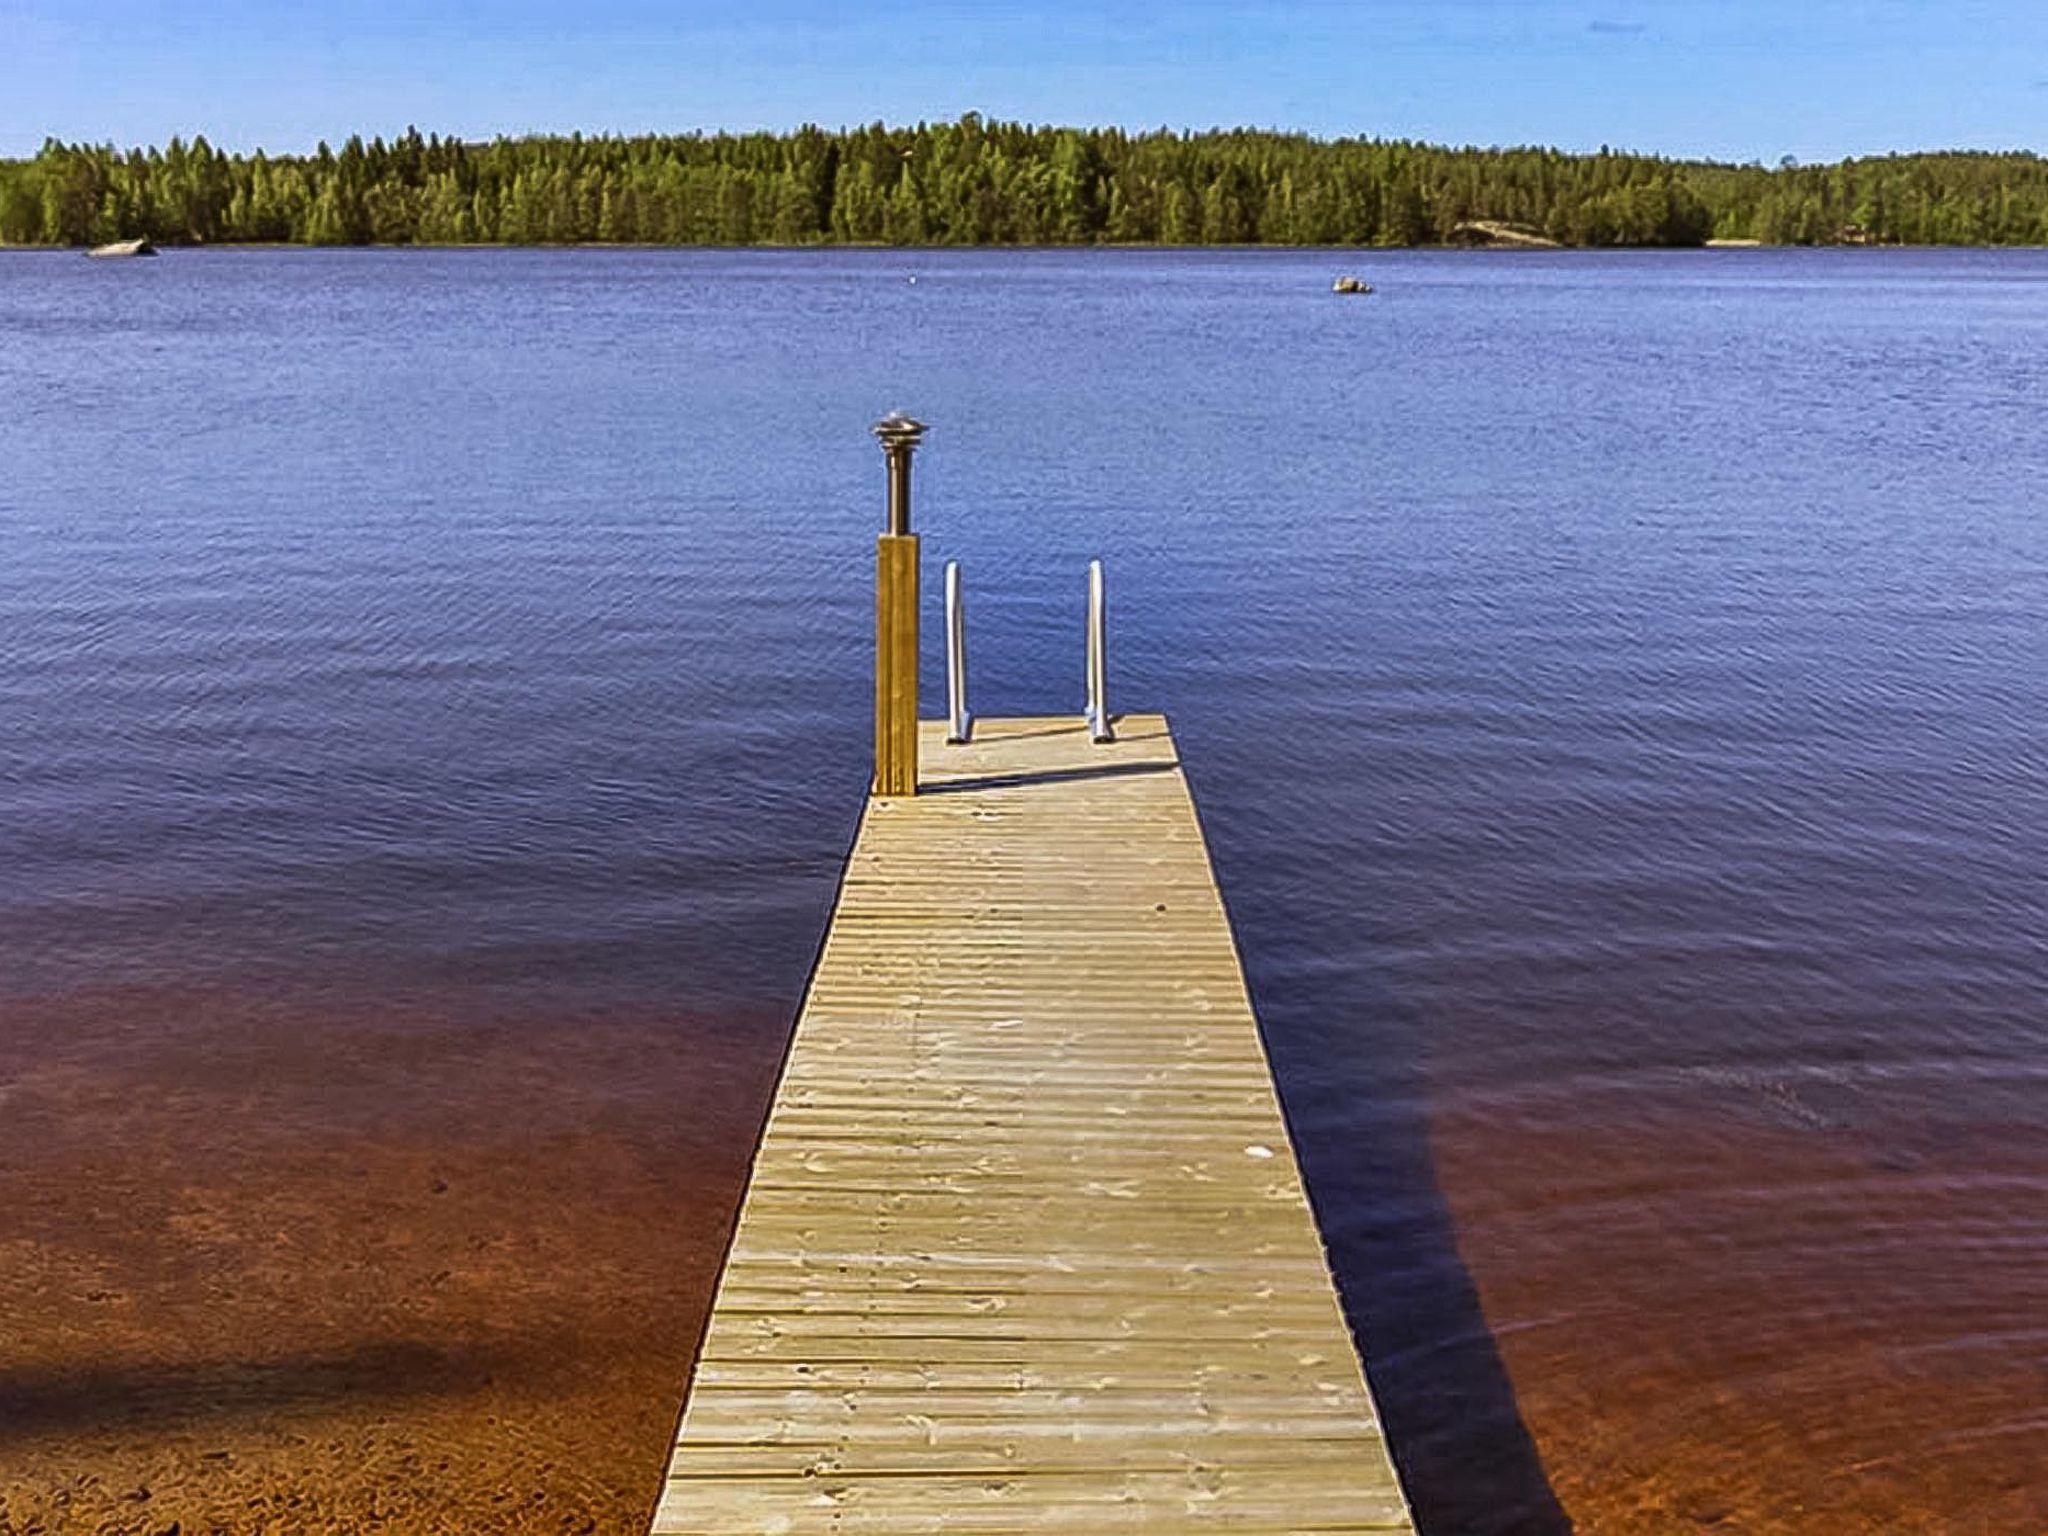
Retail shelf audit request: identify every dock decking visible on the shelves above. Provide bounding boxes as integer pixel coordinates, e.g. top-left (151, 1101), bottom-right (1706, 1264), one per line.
top-left (650, 716), bottom-right (1415, 1533)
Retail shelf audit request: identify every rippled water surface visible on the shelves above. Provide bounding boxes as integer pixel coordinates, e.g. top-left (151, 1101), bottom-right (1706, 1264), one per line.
top-left (3, 248), bottom-right (2045, 1534)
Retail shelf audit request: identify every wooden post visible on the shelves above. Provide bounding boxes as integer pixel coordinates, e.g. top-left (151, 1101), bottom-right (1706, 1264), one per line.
top-left (874, 532), bottom-right (919, 796)
top-left (872, 413), bottom-right (927, 797)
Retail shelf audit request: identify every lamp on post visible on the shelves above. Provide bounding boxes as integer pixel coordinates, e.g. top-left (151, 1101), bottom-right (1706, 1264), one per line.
top-left (872, 412), bottom-right (926, 797)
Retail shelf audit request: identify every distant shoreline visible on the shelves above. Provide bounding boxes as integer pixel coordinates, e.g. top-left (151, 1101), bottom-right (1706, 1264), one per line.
top-left (5, 239), bottom-right (2042, 253)
top-left (8, 121), bottom-right (2045, 251)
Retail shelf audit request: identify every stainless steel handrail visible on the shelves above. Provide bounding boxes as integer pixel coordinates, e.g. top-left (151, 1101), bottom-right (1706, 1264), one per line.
top-left (945, 560), bottom-right (972, 744)
top-left (1086, 559), bottom-right (1114, 744)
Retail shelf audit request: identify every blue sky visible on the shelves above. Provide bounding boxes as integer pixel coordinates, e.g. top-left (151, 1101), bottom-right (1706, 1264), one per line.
top-left (3, 0), bottom-right (2043, 163)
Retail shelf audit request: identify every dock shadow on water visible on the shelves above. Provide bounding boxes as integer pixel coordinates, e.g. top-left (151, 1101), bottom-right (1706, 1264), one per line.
top-left (1246, 948), bottom-right (1574, 1536)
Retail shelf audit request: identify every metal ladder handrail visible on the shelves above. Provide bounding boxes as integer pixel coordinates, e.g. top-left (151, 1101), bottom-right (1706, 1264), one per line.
top-left (944, 560), bottom-right (972, 744)
top-left (1085, 559), bottom-right (1114, 744)
top-left (939, 559), bottom-right (1115, 747)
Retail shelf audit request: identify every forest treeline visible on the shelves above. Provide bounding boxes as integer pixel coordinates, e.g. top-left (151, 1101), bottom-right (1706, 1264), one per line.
top-left (4, 118), bottom-right (2046, 248)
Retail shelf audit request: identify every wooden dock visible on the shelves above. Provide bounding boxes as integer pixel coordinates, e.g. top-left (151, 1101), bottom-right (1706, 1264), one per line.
top-left (649, 715), bottom-right (1416, 1533)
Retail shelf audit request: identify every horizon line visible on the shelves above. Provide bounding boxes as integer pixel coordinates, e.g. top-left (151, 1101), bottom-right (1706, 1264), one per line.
top-left (8, 115), bottom-right (2045, 172)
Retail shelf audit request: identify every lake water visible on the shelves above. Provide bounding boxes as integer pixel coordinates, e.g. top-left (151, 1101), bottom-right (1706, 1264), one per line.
top-left (2, 247), bottom-right (2044, 1534)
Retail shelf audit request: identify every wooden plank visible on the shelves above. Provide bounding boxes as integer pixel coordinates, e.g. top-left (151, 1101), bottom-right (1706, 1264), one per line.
top-left (649, 716), bottom-right (1415, 1534)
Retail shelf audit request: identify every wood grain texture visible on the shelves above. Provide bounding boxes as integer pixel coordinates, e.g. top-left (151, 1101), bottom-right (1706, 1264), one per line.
top-left (873, 535), bottom-right (920, 798)
top-left (651, 716), bottom-right (1415, 1534)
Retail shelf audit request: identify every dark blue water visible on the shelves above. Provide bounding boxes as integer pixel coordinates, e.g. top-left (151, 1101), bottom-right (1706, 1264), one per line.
top-left (3, 248), bottom-right (2045, 1534)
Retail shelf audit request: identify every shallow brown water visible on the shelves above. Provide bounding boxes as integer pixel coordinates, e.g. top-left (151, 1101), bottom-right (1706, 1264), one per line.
top-left (1437, 1111), bottom-right (2048, 1532)
top-left (8, 999), bottom-right (2041, 1535)
top-left (0, 986), bottom-right (778, 1535)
